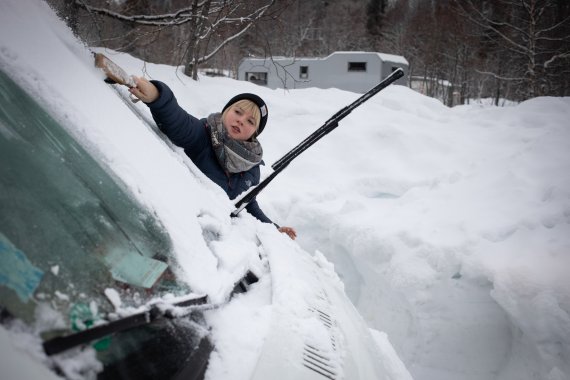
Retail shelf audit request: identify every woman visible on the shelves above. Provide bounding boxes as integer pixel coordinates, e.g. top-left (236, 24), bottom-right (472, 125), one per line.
top-left (129, 77), bottom-right (297, 240)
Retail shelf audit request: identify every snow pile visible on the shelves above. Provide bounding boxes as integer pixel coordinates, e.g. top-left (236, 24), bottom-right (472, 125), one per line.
top-left (270, 89), bottom-right (570, 379)
top-left (1, 0), bottom-right (569, 380)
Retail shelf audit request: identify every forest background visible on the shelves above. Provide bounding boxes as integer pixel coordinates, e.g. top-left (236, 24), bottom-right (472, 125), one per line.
top-left (48, 0), bottom-right (569, 106)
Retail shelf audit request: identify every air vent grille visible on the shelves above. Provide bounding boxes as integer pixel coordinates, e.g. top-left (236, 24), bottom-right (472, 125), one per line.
top-left (302, 344), bottom-right (338, 380)
top-left (301, 289), bottom-right (342, 379)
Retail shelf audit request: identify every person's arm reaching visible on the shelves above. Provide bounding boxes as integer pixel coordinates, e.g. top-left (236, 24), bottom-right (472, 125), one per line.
top-left (130, 77), bottom-right (206, 151)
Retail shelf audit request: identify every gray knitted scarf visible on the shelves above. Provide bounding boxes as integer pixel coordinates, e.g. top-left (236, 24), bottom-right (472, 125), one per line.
top-left (206, 113), bottom-right (263, 174)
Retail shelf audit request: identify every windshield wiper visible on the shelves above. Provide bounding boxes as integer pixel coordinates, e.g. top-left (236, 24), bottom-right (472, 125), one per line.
top-left (43, 294), bottom-right (208, 356)
top-left (43, 269), bottom-right (259, 356)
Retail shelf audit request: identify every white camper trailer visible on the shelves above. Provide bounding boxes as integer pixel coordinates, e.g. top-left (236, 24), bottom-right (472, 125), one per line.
top-left (238, 51), bottom-right (408, 93)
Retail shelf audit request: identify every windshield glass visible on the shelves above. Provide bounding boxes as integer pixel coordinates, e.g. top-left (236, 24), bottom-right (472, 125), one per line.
top-left (0, 68), bottom-right (187, 331)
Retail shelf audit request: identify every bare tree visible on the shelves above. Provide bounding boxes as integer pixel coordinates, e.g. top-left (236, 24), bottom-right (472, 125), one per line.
top-left (454, 0), bottom-right (570, 99)
top-left (47, 0), bottom-right (568, 101)
top-left (366, 0), bottom-right (388, 49)
top-left (60, 0), bottom-right (277, 79)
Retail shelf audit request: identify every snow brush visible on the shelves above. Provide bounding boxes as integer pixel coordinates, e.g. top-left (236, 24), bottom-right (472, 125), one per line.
top-left (94, 53), bottom-right (140, 102)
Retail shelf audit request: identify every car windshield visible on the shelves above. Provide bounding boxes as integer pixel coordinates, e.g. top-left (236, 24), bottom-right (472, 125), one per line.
top-left (0, 69), bottom-right (208, 378)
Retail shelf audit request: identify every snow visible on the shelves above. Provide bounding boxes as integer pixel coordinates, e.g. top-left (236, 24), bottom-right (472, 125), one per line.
top-left (1, 0), bottom-right (570, 380)
top-left (0, 324), bottom-right (63, 380)
top-left (375, 52), bottom-right (409, 65)
top-left (332, 50), bottom-right (409, 65)
top-left (51, 265), bottom-right (60, 276)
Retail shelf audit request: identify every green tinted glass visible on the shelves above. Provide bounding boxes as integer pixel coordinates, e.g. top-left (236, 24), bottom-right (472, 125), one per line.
top-left (0, 69), bottom-right (179, 328)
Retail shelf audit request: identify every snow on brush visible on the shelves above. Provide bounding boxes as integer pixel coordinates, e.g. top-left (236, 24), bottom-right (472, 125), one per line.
top-left (1, 0), bottom-right (570, 379)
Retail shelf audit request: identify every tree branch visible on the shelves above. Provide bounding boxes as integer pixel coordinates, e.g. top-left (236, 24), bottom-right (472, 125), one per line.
top-left (475, 69), bottom-right (525, 82)
top-left (544, 52), bottom-right (570, 68)
top-left (75, 0), bottom-right (207, 26)
top-left (198, 0), bottom-right (275, 64)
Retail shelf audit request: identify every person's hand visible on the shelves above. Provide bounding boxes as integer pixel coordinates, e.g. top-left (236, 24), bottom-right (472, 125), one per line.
top-left (278, 226), bottom-right (297, 240)
top-left (129, 76), bottom-right (159, 103)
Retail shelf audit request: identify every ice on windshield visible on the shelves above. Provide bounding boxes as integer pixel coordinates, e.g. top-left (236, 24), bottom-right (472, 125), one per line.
top-left (0, 69), bottom-right (181, 330)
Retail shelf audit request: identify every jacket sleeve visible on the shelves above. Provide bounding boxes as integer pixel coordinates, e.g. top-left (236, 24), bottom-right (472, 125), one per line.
top-left (245, 199), bottom-right (279, 227)
top-left (238, 166), bottom-right (278, 226)
top-left (146, 80), bottom-right (208, 151)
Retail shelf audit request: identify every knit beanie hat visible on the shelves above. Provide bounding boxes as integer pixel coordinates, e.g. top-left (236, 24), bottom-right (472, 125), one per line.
top-left (222, 93), bottom-right (268, 135)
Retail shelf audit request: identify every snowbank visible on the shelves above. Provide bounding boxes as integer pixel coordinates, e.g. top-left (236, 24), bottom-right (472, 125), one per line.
top-left (1, 0), bottom-right (569, 379)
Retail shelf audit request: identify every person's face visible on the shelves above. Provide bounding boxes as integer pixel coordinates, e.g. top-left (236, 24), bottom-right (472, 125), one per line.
top-left (223, 104), bottom-right (258, 141)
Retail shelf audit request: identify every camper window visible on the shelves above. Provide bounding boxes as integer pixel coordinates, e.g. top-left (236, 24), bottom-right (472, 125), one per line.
top-left (246, 72), bottom-right (268, 85)
top-left (348, 62), bottom-right (367, 72)
top-left (300, 66), bottom-right (309, 79)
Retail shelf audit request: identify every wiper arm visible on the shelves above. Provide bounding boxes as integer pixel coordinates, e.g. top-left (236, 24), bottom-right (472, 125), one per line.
top-left (43, 269), bottom-right (260, 356)
top-left (43, 294), bottom-right (208, 356)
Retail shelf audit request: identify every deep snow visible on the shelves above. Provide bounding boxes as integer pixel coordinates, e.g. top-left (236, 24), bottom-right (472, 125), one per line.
top-left (1, 1), bottom-right (569, 379)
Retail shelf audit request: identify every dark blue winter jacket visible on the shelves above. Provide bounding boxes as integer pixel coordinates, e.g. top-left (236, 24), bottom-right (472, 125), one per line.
top-left (146, 80), bottom-right (274, 225)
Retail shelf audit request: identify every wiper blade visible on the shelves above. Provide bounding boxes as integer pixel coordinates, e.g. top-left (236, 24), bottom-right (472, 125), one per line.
top-left (43, 294), bottom-right (208, 356)
top-left (43, 269), bottom-right (260, 356)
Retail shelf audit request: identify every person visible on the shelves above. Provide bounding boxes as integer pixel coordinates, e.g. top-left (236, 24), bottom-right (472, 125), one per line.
top-left (129, 77), bottom-right (297, 240)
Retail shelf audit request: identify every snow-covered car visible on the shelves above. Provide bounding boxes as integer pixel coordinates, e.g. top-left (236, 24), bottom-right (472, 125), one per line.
top-left (0, 1), bottom-right (408, 379)
top-left (0, 63), bottom-right (392, 379)
top-left (0, 67), bottom-right (215, 379)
